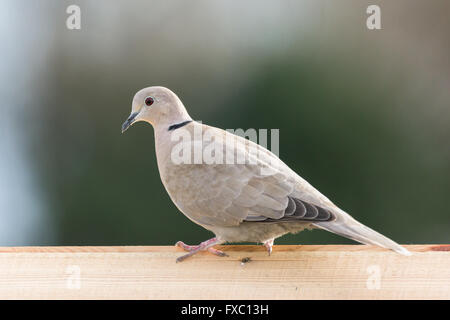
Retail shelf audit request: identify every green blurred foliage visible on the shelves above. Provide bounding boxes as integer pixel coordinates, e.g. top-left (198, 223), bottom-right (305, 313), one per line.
top-left (4, 1), bottom-right (449, 245)
top-left (29, 50), bottom-right (449, 246)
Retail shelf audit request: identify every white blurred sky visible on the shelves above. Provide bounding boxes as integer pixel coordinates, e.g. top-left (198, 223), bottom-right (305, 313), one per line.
top-left (0, 2), bottom-right (55, 244)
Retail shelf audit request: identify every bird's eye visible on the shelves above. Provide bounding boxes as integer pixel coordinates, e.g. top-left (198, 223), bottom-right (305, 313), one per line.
top-left (145, 96), bottom-right (154, 106)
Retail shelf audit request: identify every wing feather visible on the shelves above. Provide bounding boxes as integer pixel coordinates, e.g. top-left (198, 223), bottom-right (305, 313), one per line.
top-left (167, 126), bottom-right (334, 227)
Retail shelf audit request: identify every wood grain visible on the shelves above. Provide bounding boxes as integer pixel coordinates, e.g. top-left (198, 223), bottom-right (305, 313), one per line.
top-left (0, 245), bottom-right (448, 299)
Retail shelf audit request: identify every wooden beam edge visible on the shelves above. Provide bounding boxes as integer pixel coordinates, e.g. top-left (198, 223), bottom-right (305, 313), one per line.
top-left (0, 244), bottom-right (448, 253)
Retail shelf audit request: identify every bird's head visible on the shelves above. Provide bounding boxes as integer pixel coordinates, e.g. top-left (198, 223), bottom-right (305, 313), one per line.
top-left (122, 86), bottom-right (191, 133)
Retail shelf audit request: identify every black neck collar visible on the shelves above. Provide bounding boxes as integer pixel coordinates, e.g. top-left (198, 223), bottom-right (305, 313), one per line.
top-left (168, 120), bottom-right (192, 131)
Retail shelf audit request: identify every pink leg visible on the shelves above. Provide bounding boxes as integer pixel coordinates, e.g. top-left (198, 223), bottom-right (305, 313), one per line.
top-left (175, 241), bottom-right (200, 251)
top-left (177, 241), bottom-right (224, 255)
top-left (264, 238), bottom-right (274, 255)
top-left (175, 237), bottom-right (226, 262)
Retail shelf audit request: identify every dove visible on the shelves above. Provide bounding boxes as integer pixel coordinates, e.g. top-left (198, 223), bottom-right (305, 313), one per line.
top-left (122, 86), bottom-right (411, 262)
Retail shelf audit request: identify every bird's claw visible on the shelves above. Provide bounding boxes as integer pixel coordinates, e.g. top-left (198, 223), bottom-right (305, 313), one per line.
top-left (207, 247), bottom-right (228, 257)
top-left (264, 239), bottom-right (274, 256)
top-left (175, 238), bottom-right (226, 262)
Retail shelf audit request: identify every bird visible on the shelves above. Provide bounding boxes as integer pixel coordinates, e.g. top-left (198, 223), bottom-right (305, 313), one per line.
top-left (122, 86), bottom-right (411, 262)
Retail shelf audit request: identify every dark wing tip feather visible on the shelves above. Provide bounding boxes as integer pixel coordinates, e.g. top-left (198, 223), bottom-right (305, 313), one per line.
top-left (243, 196), bottom-right (333, 223)
top-left (284, 197), bottom-right (296, 216)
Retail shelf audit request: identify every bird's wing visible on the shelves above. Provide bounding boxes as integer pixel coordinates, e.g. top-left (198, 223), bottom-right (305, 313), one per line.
top-left (187, 162), bottom-right (335, 227)
top-left (171, 125), bottom-right (410, 255)
top-left (181, 127), bottom-right (335, 227)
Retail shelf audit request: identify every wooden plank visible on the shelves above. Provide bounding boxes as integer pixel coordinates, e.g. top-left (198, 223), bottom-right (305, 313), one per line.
top-left (0, 245), bottom-right (448, 299)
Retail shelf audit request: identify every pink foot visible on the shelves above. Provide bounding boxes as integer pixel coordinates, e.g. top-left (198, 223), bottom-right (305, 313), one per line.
top-left (175, 237), bottom-right (226, 262)
top-left (207, 247), bottom-right (228, 257)
top-left (264, 238), bottom-right (274, 255)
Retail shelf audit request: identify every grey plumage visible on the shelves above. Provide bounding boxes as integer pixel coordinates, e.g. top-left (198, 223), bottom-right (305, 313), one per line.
top-left (122, 86), bottom-right (411, 259)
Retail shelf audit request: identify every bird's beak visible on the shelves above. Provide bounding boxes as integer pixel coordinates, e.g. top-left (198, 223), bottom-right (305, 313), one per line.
top-left (122, 112), bottom-right (139, 133)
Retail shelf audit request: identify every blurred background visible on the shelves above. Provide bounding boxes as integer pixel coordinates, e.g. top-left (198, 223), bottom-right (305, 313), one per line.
top-left (0, 0), bottom-right (449, 246)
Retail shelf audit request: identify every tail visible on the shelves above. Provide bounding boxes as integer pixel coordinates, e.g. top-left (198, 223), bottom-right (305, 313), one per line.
top-left (314, 209), bottom-right (411, 256)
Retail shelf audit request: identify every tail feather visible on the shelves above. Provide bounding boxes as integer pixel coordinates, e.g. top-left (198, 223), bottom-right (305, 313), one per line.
top-left (314, 211), bottom-right (411, 256)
